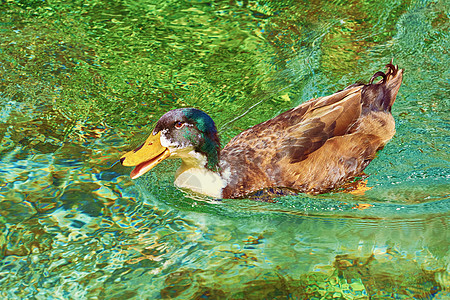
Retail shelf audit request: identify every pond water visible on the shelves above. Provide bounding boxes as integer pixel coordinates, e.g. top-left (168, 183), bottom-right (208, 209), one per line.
top-left (0, 0), bottom-right (449, 299)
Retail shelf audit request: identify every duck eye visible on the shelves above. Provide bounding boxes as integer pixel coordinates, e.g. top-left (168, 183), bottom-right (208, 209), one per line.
top-left (174, 121), bottom-right (184, 129)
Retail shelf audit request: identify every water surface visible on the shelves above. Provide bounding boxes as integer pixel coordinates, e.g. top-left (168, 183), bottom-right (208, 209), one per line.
top-left (0, 0), bottom-right (449, 298)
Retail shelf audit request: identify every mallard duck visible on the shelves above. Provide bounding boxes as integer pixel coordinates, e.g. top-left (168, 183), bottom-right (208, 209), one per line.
top-left (120, 62), bottom-right (403, 199)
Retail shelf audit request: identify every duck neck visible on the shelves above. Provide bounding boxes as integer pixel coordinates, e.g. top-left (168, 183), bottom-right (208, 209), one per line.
top-left (174, 150), bottom-right (216, 175)
top-left (196, 132), bottom-right (221, 172)
top-left (174, 150), bottom-right (226, 198)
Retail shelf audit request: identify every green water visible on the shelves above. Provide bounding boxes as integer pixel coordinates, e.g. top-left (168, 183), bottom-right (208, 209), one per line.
top-left (0, 0), bottom-right (449, 298)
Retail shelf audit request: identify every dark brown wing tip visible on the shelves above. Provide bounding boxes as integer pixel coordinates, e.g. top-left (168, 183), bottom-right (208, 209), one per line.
top-left (369, 71), bottom-right (387, 84)
top-left (369, 59), bottom-right (401, 84)
top-left (362, 59), bottom-right (403, 113)
top-left (385, 58), bottom-right (399, 77)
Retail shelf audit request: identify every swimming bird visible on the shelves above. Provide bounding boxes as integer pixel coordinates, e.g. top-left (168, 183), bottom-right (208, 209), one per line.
top-left (120, 62), bottom-right (403, 199)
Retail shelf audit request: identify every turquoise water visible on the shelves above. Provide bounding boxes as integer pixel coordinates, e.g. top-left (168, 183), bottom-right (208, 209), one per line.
top-left (0, 0), bottom-right (449, 298)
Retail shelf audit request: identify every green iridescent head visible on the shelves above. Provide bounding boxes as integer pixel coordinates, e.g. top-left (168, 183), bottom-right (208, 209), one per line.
top-left (153, 108), bottom-right (221, 171)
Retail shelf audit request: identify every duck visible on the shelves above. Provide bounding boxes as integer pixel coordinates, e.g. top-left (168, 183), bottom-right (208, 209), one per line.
top-left (120, 62), bottom-right (403, 199)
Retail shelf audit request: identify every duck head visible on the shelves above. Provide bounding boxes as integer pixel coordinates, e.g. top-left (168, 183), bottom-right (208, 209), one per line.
top-left (120, 108), bottom-right (221, 179)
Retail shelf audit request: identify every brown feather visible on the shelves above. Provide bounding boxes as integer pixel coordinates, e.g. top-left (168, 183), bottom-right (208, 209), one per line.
top-left (220, 63), bottom-right (403, 198)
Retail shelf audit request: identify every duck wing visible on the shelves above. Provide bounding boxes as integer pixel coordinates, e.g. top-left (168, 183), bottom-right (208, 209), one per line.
top-left (220, 85), bottom-right (363, 198)
top-left (220, 63), bottom-right (403, 198)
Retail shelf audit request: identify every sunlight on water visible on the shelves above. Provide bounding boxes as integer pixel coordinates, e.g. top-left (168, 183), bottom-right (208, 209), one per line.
top-left (0, 0), bottom-right (448, 298)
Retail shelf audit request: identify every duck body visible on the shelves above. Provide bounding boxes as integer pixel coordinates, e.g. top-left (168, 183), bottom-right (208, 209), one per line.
top-left (120, 62), bottom-right (403, 199)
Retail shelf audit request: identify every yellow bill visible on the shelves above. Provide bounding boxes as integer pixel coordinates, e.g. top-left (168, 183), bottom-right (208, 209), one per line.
top-left (120, 132), bottom-right (171, 179)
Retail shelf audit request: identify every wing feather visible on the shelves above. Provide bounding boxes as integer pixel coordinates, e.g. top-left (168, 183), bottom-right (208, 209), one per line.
top-left (220, 84), bottom-right (365, 198)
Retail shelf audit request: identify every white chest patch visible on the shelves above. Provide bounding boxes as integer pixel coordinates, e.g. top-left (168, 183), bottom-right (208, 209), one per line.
top-left (174, 167), bottom-right (226, 199)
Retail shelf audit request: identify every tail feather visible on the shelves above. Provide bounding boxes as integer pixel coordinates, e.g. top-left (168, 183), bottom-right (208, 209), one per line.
top-left (362, 60), bottom-right (403, 114)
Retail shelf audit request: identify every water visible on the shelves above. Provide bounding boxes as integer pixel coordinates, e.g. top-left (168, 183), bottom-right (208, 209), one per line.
top-left (0, 0), bottom-right (448, 298)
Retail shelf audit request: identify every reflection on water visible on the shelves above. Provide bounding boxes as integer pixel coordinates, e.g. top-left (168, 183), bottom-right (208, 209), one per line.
top-left (0, 0), bottom-right (449, 298)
